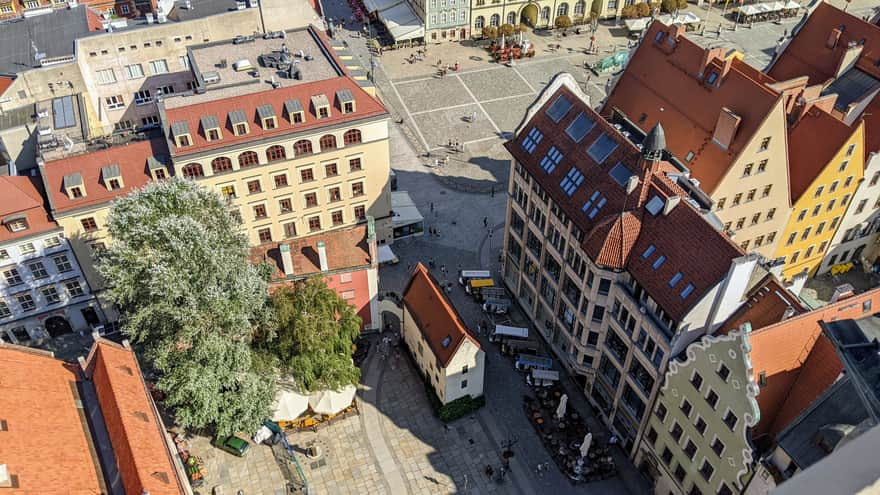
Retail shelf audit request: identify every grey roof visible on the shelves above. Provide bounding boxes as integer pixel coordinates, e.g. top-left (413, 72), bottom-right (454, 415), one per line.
top-left (824, 317), bottom-right (880, 417)
top-left (284, 99), bottom-right (303, 115)
top-left (228, 109), bottom-right (247, 125)
top-left (643, 122), bottom-right (667, 154)
top-left (101, 164), bottom-right (121, 180)
top-left (256, 104), bottom-right (276, 120)
top-left (311, 94), bottom-right (330, 108)
top-left (0, 105), bottom-right (34, 131)
top-left (823, 69), bottom-right (880, 113)
top-left (0, 7), bottom-right (92, 75)
top-left (171, 0), bottom-right (244, 22)
top-left (200, 115), bottom-right (220, 130)
top-left (335, 89), bottom-right (355, 104)
top-left (170, 121), bottom-right (190, 136)
top-left (146, 155), bottom-right (166, 171)
top-left (62, 172), bottom-right (83, 189)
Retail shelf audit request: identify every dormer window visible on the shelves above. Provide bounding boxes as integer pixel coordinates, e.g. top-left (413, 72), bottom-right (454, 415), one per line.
top-left (170, 121), bottom-right (192, 147)
top-left (201, 115), bottom-right (222, 142)
top-left (336, 89), bottom-right (356, 114)
top-left (63, 172), bottom-right (86, 199)
top-left (706, 72), bottom-right (719, 85)
top-left (101, 164), bottom-right (123, 190)
top-left (229, 110), bottom-right (249, 136)
top-left (257, 104), bottom-right (277, 130)
top-left (147, 155), bottom-right (169, 180)
top-left (3, 216), bottom-right (28, 233)
top-left (285, 98), bottom-right (304, 124)
top-left (311, 94), bottom-right (331, 119)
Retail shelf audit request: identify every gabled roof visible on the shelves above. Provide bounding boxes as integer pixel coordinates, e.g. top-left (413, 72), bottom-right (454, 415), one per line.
top-left (719, 273), bottom-right (806, 334)
top-left (163, 77), bottom-right (387, 157)
top-left (251, 224), bottom-right (373, 281)
top-left (0, 176), bottom-right (58, 242)
top-left (747, 288), bottom-right (880, 439)
top-left (402, 263), bottom-right (480, 368)
top-left (85, 339), bottom-right (184, 495)
top-left (603, 22), bottom-right (782, 193)
top-left (41, 139), bottom-right (167, 215)
top-left (0, 76), bottom-right (13, 96)
top-left (506, 76), bottom-right (743, 321)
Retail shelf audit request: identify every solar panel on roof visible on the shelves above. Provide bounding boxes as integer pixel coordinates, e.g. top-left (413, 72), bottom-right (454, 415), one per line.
top-left (587, 133), bottom-right (619, 164)
top-left (565, 112), bottom-right (595, 143)
top-left (645, 196), bottom-right (664, 216)
top-left (52, 96), bottom-right (76, 130)
top-left (609, 162), bottom-right (634, 187)
top-left (546, 95), bottom-right (573, 123)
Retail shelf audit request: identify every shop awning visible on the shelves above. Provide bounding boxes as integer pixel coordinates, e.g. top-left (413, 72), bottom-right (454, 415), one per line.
top-left (379, 2), bottom-right (424, 42)
top-left (377, 244), bottom-right (399, 265)
top-left (364, 0), bottom-right (404, 13)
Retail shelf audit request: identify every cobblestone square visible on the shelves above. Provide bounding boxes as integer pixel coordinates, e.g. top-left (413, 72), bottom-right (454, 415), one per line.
top-left (394, 76), bottom-right (474, 114)
top-left (481, 95), bottom-right (541, 134)
top-left (412, 103), bottom-right (499, 151)
top-left (456, 68), bottom-right (534, 102)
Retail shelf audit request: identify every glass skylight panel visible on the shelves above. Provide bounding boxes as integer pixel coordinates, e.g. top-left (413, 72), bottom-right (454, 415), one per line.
top-left (669, 272), bottom-right (683, 287)
top-left (680, 283), bottom-right (695, 299)
top-left (587, 197), bottom-right (607, 219)
top-left (546, 95), bottom-right (573, 123)
top-left (582, 191), bottom-right (600, 212)
top-left (560, 167), bottom-right (585, 196)
top-left (441, 335), bottom-right (452, 348)
top-left (587, 133), bottom-right (619, 164)
top-left (565, 112), bottom-right (595, 143)
top-left (645, 196), bottom-right (664, 216)
top-left (540, 146), bottom-right (563, 174)
top-left (522, 127), bottom-right (544, 154)
top-left (609, 162), bottom-right (635, 187)
top-left (642, 244), bottom-right (656, 259)
top-left (652, 255), bottom-right (666, 270)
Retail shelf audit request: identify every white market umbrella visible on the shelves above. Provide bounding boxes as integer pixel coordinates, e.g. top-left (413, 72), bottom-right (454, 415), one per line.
top-left (271, 389), bottom-right (310, 421)
top-left (309, 385), bottom-right (357, 415)
top-left (500, 34), bottom-right (506, 50)
top-left (555, 394), bottom-right (568, 419)
top-left (580, 433), bottom-right (592, 458)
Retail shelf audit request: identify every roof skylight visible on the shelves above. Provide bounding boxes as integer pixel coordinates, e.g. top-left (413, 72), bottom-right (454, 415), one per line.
top-left (546, 95), bottom-right (573, 123)
top-left (609, 162), bottom-right (634, 187)
top-left (565, 112), bottom-right (595, 143)
top-left (560, 167), bottom-right (585, 196)
top-left (642, 244), bottom-right (656, 259)
top-left (582, 190), bottom-right (607, 219)
top-left (441, 335), bottom-right (452, 348)
top-left (669, 272), bottom-right (683, 287)
top-left (540, 146), bottom-right (563, 174)
top-left (522, 127), bottom-right (544, 154)
top-left (645, 196), bottom-right (664, 216)
top-left (587, 133), bottom-right (619, 164)
top-left (680, 283), bottom-right (695, 299)
top-left (652, 255), bottom-right (666, 270)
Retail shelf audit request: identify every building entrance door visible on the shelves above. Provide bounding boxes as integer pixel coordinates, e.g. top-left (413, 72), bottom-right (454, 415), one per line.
top-left (45, 316), bottom-right (73, 338)
top-left (520, 4), bottom-right (538, 26)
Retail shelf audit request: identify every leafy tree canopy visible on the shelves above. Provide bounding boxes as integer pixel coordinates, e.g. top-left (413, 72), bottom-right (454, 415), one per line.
top-left (555, 15), bottom-right (572, 29)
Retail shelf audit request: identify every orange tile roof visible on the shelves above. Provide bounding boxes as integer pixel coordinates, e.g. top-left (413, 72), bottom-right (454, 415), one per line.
top-left (604, 22), bottom-right (781, 193)
top-left (86, 340), bottom-right (184, 495)
top-left (0, 175), bottom-right (59, 242)
top-left (769, 2), bottom-right (880, 151)
top-left (402, 263), bottom-right (480, 368)
top-left (163, 77), bottom-right (388, 157)
top-left (0, 76), bottom-right (13, 96)
top-left (748, 288), bottom-right (880, 438)
top-left (0, 344), bottom-right (105, 494)
top-left (787, 107), bottom-right (861, 202)
top-left (250, 224), bottom-right (372, 281)
top-left (719, 274), bottom-right (806, 334)
top-left (41, 139), bottom-right (166, 214)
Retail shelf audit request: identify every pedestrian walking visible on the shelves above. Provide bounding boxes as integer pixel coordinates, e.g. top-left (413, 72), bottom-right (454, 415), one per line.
top-left (483, 216), bottom-right (488, 227)
top-left (490, 186), bottom-right (495, 197)
top-left (455, 140), bottom-right (461, 151)
top-left (447, 139), bottom-right (452, 148)
top-left (437, 59), bottom-right (442, 67)
top-left (430, 202), bottom-right (434, 212)
top-left (429, 257), bottom-right (436, 268)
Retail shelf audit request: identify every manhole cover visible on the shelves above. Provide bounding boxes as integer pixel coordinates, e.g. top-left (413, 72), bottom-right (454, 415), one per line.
top-left (469, 56), bottom-right (483, 61)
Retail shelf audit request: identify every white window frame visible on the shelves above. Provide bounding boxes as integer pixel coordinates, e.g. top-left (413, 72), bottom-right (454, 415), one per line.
top-left (95, 68), bottom-right (117, 85)
top-left (179, 55), bottom-right (190, 69)
top-left (149, 59), bottom-right (169, 75)
top-left (124, 63), bottom-right (144, 79)
top-left (134, 89), bottom-right (152, 106)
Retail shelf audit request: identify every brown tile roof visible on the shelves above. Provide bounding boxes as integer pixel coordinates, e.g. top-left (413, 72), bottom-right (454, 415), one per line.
top-left (163, 77), bottom-right (388, 157)
top-left (251, 224), bottom-right (372, 281)
top-left (0, 175), bottom-right (58, 242)
top-left (787, 107), bottom-right (861, 202)
top-left (603, 22), bottom-right (781, 193)
top-left (769, 2), bottom-right (880, 151)
top-left (719, 274), bottom-right (806, 334)
top-left (506, 81), bottom-right (743, 321)
top-left (0, 344), bottom-right (105, 494)
top-left (41, 139), bottom-right (166, 214)
top-left (86, 340), bottom-right (184, 494)
top-left (748, 288), bottom-right (880, 439)
top-left (402, 263), bottom-right (480, 368)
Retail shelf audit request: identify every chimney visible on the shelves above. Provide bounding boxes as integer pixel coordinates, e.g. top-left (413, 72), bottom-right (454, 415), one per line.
top-left (712, 108), bottom-right (741, 150)
top-left (697, 47), bottom-right (725, 78)
top-left (280, 244), bottom-right (294, 276)
top-left (0, 465), bottom-right (10, 488)
top-left (826, 27), bottom-right (842, 49)
top-left (317, 241), bottom-right (328, 272)
top-left (834, 42), bottom-right (863, 78)
top-left (626, 175), bottom-right (640, 194)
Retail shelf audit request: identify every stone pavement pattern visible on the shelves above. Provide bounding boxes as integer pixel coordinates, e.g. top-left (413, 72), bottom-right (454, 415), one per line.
top-left (187, 434), bottom-right (287, 494)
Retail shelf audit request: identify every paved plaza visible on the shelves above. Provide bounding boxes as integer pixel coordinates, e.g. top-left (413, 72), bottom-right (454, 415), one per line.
top-left (186, 434), bottom-right (288, 494)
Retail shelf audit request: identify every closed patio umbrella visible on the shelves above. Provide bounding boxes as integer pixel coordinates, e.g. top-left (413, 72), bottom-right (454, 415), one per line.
top-left (580, 433), bottom-right (592, 458)
top-left (555, 394), bottom-right (568, 420)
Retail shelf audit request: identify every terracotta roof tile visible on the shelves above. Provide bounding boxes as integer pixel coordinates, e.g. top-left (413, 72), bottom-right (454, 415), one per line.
top-left (402, 263), bottom-right (480, 368)
top-left (585, 212), bottom-right (641, 269)
top-left (0, 176), bottom-right (58, 242)
top-left (251, 224), bottom-right (372, 281)
top-left (0, 76), bottom-right (13, 96)
top-left (87, 340), bottom-right (184, 494)
top-left (42, 139), bottom-right (166, 214)
top-left (787, 107), bottom-right (861, 202)
top-left (604, 22), bottom-right (781, 193)
top-left (164, 77), bottom-right (387, 157)
top-left (0, 344), bottom-right (105, 494)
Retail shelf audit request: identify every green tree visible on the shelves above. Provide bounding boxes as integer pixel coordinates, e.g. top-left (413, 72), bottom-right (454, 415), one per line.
top-left (97, 177), bottom-right (275, 436)
top-left (500, 23), bottom-right (515, 37)
top-left (636, 2), bottom-right (652, 17)
top-left (259, 278), bottom-right (362, 392)
top-left (555, 14), bottom-right (572, 29)
top-left (660, 0), bottom-right (686, 13)
top-left (621, 4), bottom-right (640, 18)
top-left (482, 25), bottom-right (498, 40)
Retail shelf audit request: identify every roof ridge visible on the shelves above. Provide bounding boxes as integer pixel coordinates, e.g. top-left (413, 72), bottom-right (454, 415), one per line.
top-left (750, 287), bottom-right (880, 336)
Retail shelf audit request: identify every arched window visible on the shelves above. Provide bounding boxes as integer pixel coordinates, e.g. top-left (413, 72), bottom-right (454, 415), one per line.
top-left (182, 163), bottom-right (204, 178)
top-left (266, 145), bottom-right (286, 162)
top-left (557, 3), bottom-right (568, 16)
top-left (574, 1), bottom-right (585, 15)
top-left (211, 156), bottom-right (233, 174)
top-left (507, 11), bottom-right (516, 25)
top-left (490, 14), bottom-right (500, 26)
top-left (541, 6), bottom-right (550, 20)
top-left (319, 134), bottom-right (337, 151)
top-left (238, 151), bottom-right (259, 167)
top-left (293, 140), bottom-right (313, 156)
top-left (343, 129), bottom-right (362, 145)
top-left (475, 16), bottom-right (484, 29)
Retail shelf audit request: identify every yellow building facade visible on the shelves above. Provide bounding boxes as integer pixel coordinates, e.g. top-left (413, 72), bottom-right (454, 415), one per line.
top-left (773, 118), bottom-right (865, 280)
top-left (471, 0), bottom-right (589, 34)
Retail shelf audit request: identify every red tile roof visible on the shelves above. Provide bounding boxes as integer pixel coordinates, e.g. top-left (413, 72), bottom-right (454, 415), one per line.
top-left (0, 344), bottom-right (105, 494)
top-left (0, 76), bottom-right (13, 96)
top-left (748, 288), bottom-right (880, 439)
top-left (41, 139), bottom-right (166, 214)
top-left (603, 22), bottom-right (782, 194)
top-left (0, 175), bottom-right (58, 242)
top-left (719, 274), bottom-right (806, 334)
top-left (506, 80), bottom-right (743, 321)
top-left (769, 2), bottom-right (880, 151)
top-left (402, 263), bottom-right (480, 368)
top-left (250, 224), bottom-right (372, 282)
top-left (787, 107), bottom-right (861, 202)
top-left (86, 339), bottom-right (184, 495)
top-left (163, 77), bottom-right (388, 157)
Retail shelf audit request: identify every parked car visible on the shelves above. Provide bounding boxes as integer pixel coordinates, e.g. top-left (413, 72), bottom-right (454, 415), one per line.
top-left (214, 435), bottom-right (250, 457)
